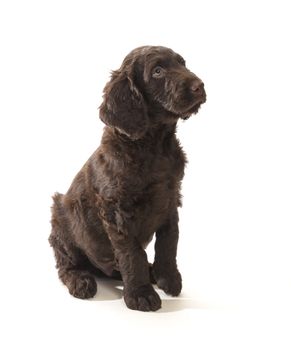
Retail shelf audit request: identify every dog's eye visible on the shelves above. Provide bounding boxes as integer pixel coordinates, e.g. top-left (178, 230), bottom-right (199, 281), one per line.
top-left (152, 66), bottom-right (163, 78)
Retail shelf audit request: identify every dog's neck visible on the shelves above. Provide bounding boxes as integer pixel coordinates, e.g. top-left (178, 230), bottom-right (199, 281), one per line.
top-left (145, 121), bottom-right (177, 137)
top-left (102, 122), bottom-right (178, 146)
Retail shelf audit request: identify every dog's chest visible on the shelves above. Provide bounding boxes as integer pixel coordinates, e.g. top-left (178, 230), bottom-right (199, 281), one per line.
top-left (140, 139), bottom-right (185, 182)
top-left (130, 146), bottom-right (185, 236)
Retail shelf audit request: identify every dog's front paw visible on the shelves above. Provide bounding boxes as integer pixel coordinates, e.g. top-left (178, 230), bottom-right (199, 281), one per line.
top-left (153, 267), bottom-right (182, 296)
top-left (124, 284), bottom-right (161, 312)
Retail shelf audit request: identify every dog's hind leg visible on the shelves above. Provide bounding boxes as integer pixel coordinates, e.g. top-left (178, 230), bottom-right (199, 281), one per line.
top-left (49, 193), bottom-right (97, 299)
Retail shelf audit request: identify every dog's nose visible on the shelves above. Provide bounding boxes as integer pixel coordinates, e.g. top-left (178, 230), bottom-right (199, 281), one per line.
top-left (190, 80), bottom-right (204, 95)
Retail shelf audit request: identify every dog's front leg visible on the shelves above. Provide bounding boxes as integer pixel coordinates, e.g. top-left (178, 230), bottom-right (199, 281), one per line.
top-left (153, 208), bottom-right (182, 296)
top-left (107, 226), bottom-right (161, 311)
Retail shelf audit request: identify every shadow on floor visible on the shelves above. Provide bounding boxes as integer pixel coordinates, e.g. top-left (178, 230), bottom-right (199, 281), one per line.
top-left (89, 278), bottom-right (213, 312)
top-left (157, 297), bottom-right (211, 313)
top-left (88, 278), bottom-right (123, 301)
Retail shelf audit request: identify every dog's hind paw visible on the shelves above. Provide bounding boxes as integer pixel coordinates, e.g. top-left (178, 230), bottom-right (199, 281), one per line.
top-left (65, 270), bottom-right (97, 299)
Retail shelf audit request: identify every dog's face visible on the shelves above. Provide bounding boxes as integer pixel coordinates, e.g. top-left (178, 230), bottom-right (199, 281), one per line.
top-left (134, 46), bottom-right (206, 120)
top-left (100, 46), bottom-right (206, 140)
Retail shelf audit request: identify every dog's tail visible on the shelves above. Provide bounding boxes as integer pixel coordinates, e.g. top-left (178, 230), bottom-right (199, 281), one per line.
top-left (51, 192), bottom-right (64, 210)
top-left (49, 192), bottom-right (65, 247)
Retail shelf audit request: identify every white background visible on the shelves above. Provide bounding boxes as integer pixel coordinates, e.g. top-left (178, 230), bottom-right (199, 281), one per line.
top-left (0, 0), bottom-right (290, 349)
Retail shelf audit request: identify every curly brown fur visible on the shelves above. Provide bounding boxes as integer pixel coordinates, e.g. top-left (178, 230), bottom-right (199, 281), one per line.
top-left (49, 46), bottom-right (206, 311)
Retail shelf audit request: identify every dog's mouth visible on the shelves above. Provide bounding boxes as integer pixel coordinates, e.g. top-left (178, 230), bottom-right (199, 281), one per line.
top-left (156, 88), bottom-right (206, 121)
top-left (180, 93), bottom-right (206, 120)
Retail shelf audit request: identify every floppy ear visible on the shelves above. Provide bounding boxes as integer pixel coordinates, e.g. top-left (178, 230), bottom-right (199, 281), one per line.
top-left (99, 70), bottom-right (149, 140)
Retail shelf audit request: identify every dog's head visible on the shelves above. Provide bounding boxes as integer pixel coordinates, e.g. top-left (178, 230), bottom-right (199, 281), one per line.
top-left (100, 46), bottom-right (206, 140)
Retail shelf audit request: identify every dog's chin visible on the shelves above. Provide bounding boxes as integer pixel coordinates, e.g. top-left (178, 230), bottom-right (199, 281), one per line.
top-left (168, 92), bottom-right (206, 120)
top-left (159, 96), bottom-right (206, 122)
top-left (180, 100), bottom-right (204, 120)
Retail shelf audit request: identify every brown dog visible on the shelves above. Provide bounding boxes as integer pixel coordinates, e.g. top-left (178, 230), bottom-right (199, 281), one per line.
top-left (49, 46), bottom-right (206, 311)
